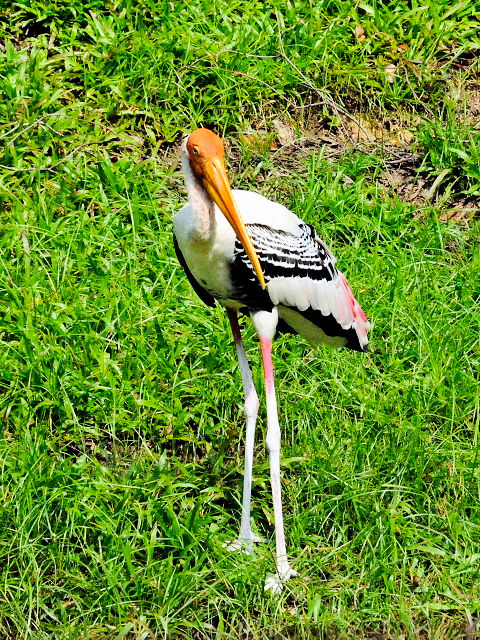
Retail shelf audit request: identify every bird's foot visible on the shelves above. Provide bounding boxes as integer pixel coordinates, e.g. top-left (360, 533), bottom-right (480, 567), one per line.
top-left (223, 534), bottom-right (264, 555)
top-left (264, 564), bottom-right (298, 594)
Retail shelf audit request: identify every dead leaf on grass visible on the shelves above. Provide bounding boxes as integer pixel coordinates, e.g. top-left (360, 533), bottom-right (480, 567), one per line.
top-left (440, 207), bottom-right (478, 224)
top-left (355, 24), bottom-right (366, 41)
top-left (272, 118), bottom-right (297, 146)
top-left (385, 63), bottom-right (397, 83)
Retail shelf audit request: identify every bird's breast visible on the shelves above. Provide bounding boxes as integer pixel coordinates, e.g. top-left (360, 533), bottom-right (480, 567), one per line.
top-left (174, 210), bottom-right (237, 299)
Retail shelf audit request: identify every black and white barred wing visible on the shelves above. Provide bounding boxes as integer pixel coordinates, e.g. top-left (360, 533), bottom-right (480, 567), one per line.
top-left (233, 223), bottom-right (369, 351)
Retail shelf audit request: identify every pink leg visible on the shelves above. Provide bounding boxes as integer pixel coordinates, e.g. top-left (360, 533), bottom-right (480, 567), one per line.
top-left (251, 309), bottom-right (297, 589)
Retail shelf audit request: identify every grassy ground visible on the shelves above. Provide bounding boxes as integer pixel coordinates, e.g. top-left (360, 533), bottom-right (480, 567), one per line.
top-left (1, 1), bottom-right (480, 638)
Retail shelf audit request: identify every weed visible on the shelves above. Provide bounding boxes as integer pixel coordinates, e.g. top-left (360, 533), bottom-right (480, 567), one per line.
top-left (1, 1), bottom-right (479, 638)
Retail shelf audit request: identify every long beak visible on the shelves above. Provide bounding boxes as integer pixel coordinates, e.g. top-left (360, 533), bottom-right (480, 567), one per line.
top-left (202, 158), bottom-right (266, 289)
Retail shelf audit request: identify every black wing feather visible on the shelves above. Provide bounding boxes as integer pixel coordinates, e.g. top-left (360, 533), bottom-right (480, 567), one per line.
top-left (236, 223), bottom-right (336, 282)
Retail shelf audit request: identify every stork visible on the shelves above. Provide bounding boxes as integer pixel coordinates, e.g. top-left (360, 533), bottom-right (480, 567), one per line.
top-left (173, 128), bottom-right (369, 593)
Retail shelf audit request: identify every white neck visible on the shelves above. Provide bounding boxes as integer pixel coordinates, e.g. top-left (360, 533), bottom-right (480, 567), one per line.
top-left (181, 139), bottom-right (215, 240)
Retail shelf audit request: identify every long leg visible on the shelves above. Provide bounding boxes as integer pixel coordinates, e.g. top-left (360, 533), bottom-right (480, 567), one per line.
top-left (226, 308), bottom-right (260, 545)
top-left (250, 309), bottom-right (297, 589)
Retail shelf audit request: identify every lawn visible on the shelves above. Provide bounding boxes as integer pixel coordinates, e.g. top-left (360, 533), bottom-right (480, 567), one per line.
top-left (1, 1), bottom-right (480, 638)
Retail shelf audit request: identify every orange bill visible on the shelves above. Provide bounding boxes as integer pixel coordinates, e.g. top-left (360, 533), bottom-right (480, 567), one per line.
top-left (202, 158), bottom-right (266, 290)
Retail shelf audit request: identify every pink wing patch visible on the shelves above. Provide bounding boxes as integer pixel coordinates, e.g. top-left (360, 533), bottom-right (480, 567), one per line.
top-left (338, 271), bottom-right (370, 347)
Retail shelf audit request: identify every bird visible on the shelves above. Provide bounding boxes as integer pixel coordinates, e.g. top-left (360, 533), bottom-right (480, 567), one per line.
top-left (173, 128), bottom-right (369, 593)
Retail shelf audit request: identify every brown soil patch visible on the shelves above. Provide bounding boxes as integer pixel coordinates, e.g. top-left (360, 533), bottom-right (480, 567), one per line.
top-left (232, 120), bottom-right (479, 221)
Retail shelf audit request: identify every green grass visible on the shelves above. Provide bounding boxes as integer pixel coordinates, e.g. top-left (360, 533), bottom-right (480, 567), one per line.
top-left (1, 1), bottom-right (480, 638)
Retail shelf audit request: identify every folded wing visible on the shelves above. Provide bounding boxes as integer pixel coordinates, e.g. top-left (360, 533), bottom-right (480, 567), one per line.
top-left (232, 223), bottom-right (369, 352)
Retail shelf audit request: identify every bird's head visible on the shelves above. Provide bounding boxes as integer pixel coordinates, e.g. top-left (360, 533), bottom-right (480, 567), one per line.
top-left (186, 128), bottom-right (266, 290)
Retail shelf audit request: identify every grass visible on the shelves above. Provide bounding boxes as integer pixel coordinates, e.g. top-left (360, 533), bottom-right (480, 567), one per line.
top-left (1, 0), bottom-right (480, 638)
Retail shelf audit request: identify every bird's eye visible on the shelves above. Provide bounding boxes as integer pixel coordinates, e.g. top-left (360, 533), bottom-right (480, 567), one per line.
top-left (192, 147), bottom-right (200, 156)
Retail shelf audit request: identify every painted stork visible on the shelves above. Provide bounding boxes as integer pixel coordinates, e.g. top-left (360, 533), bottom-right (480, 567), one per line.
top-left (173, 128), bottom-right (369, 593)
